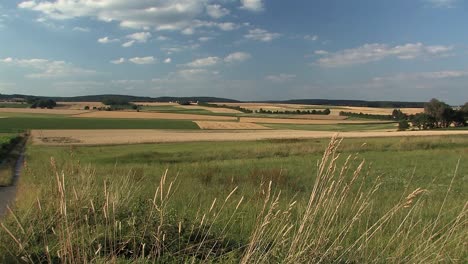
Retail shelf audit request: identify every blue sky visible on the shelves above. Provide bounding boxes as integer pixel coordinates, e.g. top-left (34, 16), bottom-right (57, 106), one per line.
top-left (0, 0), bottom-right (467, 104)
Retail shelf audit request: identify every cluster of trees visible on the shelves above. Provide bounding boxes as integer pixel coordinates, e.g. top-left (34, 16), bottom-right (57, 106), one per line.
top-left (100, 99), bottom-right (139, 111)
top-left (408, 99), bottom-right (467, 130)
top-left (198, 102), bottom-right (254, 113)
top-left (339, 111), bottom-right (398, 120)
top-left (258, 108), bottom-right (331, 115)
top-left (28, 98), bottom-right (57, 109)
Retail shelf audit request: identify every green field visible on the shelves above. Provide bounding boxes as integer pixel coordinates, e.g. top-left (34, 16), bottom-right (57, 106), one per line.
top-left (0, 103), bottom-right (31, 108)
top-left (0, 116), bottom-right (199, 132)
top-left (263, 122), bottom-right (397, 131)
top-left (1, 135), bottom-right (466, 262)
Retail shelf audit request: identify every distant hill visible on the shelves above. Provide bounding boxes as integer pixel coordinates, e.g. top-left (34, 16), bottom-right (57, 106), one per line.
top-left (262, 99), bottom-right (426, 108)
top-left (0, 94), bottom-right (239, 103)
top-left (0, 93), bottom-right (425, 108)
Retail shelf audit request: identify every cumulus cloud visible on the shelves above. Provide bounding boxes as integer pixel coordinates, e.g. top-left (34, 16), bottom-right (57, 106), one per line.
top-left (72, 26), bottom-right (90, 32)
top-left (198, 37), bottom-right (213, 42)
top-left (373, 70), bottom-right (468, 82)
top-left (1, 57), bottom-right (96, 78)
top-left (315, 43), bottom-right (454, 67)
top-left (110, 58), bottom-right (125, 64)
top-left (265, 74), bottom-right (296, 82)
top-left (98, 36), bottom-right (119, 44)
top-left (17, 0), bottom-right (242, 35)
top-left (129, 56), bottom-right (156, 65)
top-left (304, 35), bottom-right (319, 41)
top-left (240, 0), bottom-right (264, 12)
top-left (122, 32), bottom-right (151, 47)
top-left (245, 28), bottom-right (281, 42)
top-left (164, 58), bottom-right (172, 64)
top-left (314, 50), bottom-right (329, 55)
top-left (424, 0), bottom-right (458, 8)
top-left (185, 56), bottom-right (220, 68)
top-left (206, 4), bottom-right (230, 19)
top-left (224, 52), bottom-right (251, 63)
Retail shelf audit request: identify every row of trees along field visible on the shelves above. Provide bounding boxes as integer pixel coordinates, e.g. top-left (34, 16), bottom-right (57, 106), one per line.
top-left (27, 98), bottom-right (57, 109)
top-left (257, 108), bottom-right (331, 115)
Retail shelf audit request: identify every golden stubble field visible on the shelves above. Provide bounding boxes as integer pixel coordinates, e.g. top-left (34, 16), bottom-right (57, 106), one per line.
top-left (31, 129), bottom-right (468, 145)
top-left (195, 121), bottom-right (270, 130)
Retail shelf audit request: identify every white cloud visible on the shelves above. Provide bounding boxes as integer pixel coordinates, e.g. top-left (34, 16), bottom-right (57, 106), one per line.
top-left (122, 40), bottom-right (135, 47)
top-left (304, 35), bottom-right (319, 41)
top-left (129, 56), bottom-right (156, 65)
top-left (110, 58), bottom-right (126, 64)
top-left (164, 58), bottom-right (172, 64)
top-left (127, 32), bottom-right (151, 43)
top-left (72, 26), bottom-right (90, 32)
top-left (265, 74), bottom-right (296, 82)
top-left (181, 27), bottom-right (195, 35)
top-left (316, 43), bottom-right (454, 67)
top-left (206, 4), bottom-right (230, 19)
top-left (185, 56), bottom-right (220, 68)
top-left (224, 52), bottom-right (251, 63)
top-left (240, 0), bottom-right (264, 12)
top-left (111, 79), bottom-right (145, 85)
top-left (98, 36), bottom-right (119, 44)
top-left (314, 50), bottom-right (329, 55)
top-left (424, 0), bottom-right (458, 8)
top-left (217, 22), bottom-right (239, 31)
top-left (373, 71), bottom-right (468, 82)
top-left (17, 0), bottom-right (239, 35)
top-left (1, 57), bottom-right (96, 78)
top-left (122, 32), bottom-right (151, 47)
top-left (157, 35), bottom-right (169, 41)
top-left (198, 37), bottom-right (213, 42)
top-left (245, 28), bottom-right (281, 42)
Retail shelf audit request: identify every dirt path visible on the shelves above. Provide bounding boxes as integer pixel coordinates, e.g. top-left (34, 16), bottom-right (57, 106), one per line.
top-left (0, 148), bottom-right (25, 217)
top-left (31, 129), bottom-right (468, 145)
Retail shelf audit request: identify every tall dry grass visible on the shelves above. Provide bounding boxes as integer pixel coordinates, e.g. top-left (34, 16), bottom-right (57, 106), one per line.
top-left (1, 136), bottom-right (466, 263)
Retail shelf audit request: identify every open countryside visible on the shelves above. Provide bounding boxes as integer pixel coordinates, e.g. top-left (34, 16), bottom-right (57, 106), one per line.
top-left (1, 1), bottom-right (468, 263)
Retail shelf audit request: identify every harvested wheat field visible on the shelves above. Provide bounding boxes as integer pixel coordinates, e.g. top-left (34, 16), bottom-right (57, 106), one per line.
top-left (56, 102), bottom-right (105, 110)
top-left (195, 121), bottom-right (270, 130)
top-left (240, 117), bottom-right (394, 125)
top-left (31, 129), bottom-right (468, 145)
top-left (73, 111), bottom-right (237, 121)
top-left (0, 108), bottom-right (89, 115)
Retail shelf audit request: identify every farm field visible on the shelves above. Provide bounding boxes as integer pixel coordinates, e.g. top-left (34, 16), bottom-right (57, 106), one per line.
top-left (1, 135), bottom-right (467, 262)
top-left (30, 128), bottom-right (468, 145)
top-left (0, 116), bottom-right (199, 132)
top-left (0, 107), bottom-right (89, 115)
top-left (195, 121), bottom-right (270, 130)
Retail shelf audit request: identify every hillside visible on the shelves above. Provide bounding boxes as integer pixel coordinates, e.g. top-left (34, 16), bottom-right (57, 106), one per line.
top-left (0, 93), bottom-right (426, 108)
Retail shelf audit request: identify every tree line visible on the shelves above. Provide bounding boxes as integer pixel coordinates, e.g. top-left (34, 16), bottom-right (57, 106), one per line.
top-left (258, 108), bottom-right (331, 115)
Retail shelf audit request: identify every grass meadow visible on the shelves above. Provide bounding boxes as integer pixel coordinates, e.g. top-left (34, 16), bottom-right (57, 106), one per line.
top-left (0, 135), bottom-right (466, 262)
